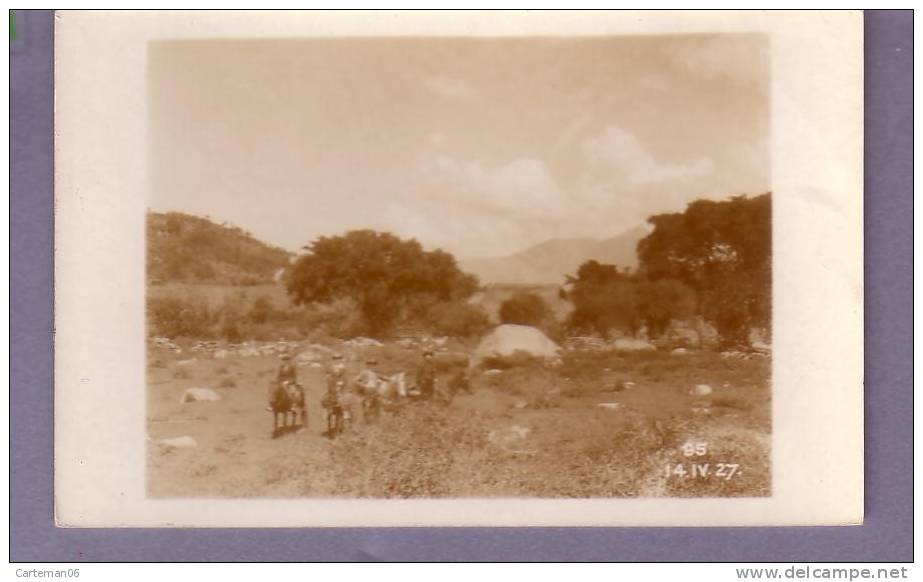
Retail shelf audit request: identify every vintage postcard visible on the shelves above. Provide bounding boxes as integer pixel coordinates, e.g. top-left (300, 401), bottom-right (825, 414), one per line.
top-left (54, 10), bottom-right (863, 526)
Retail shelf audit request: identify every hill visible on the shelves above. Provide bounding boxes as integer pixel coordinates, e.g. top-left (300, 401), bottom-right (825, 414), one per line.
top-left (460, 226), bottom-right (648, 285)
top-left (147, 211), bottom-right (292, 285)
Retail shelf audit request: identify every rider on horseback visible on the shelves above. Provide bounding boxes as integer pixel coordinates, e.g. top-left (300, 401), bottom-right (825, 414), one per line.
top-left (267, 352), bottom-right (298, 411)
top-left (323, 353), bottom-right (348, 435)
top-left (272, 353), bottom-right (306, 431)
top-left (277, 352), bottom-right (298, 385)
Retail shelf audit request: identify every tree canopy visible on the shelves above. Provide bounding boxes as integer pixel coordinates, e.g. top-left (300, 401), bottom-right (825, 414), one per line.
top-left (565, 260), bottom-right (694, 339)
top-left (284, 230), bottom-right (479, 336)
top-left (637, 193), bottom-right (771, 344)
top-left (499, 291), bottom-right (552, 328)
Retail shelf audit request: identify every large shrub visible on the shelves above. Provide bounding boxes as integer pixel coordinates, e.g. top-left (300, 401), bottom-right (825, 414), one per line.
top-left (426, 301), bottom-right (491, 338)
top-left (498, 291), bottom-right (552, 328)
top-left (147, 296), bottom-right (215, 338)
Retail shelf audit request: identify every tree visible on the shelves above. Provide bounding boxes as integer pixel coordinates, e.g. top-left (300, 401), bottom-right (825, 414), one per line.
top-left (499, 291), bottom-right (552, 327)
top-left (637, 193), bottom-right (771, 345)
top-left (563, 260), bottom-right (695, 340)
top-left (633, 278), bottom-right (696, 339)
top-left (248, 295), bottom-right (273, 324)
top-left (426, 301), bottom-right (491, 338)
top-left (564, 261), bottom-right (638, 337)
top-left (284, 230), bottom-right (479, 337)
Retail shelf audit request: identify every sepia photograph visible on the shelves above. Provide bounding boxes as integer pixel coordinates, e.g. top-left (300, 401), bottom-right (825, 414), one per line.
top-left (145, 33), bottom-right (771, 499)
top-left (54, 10), bottom-right (862, 526)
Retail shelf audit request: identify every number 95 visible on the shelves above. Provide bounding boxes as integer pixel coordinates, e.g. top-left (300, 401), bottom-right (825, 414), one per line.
top-left (681, 441), bottom-right (708, 457)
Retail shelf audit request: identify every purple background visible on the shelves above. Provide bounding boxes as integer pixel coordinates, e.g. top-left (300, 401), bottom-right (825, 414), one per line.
top-left (10, 10), bottom-right (912, 562)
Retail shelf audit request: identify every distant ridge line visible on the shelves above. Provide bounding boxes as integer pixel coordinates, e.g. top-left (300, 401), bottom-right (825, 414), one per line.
top-left (459, 225), bottom-right (648, 285)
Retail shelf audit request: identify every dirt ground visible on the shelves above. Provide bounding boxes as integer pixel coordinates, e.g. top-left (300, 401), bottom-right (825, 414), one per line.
top-left (147, 341), bottom-right (771, 498)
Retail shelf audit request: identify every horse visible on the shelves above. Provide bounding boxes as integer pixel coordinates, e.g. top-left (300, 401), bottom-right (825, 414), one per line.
top-left (269, 381), bottom-right (306, 438)
top-left (321, 383), bottom-right (349, 437)
top-left (359, 372), bottom-right (408, 420)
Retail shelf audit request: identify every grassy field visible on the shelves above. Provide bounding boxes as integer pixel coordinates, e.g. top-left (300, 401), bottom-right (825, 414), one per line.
top-left (147, 339), bottom-right (770, 498)
top-left (148, 281), bottom-right (294, 309)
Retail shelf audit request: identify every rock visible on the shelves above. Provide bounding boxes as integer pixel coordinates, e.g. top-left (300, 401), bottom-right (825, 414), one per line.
top-left (483, 369), bottom-right (503, 376)
top-left (176, 359), bottom-right (196, 366)
top-left (691, 406), bottom-right (711, 415)
top-left (597, 402), bottom-right (623, 411)
top-left (487, 425), bottom-right (531, 451)
top-left (607, 380), bottom-right (635, 392)
top-left (512, 400), bottom-right (528, 409)
top-left (612, 338), bottom-right (656, 352)
top-left (344, 337), bottom-right (383, 348)
top-left (180, 387), bottom-right (222, 403)
top-left (689, 384), bottom-right (713, 396)
top-left (671, 348), bottom-right (689, 355)
top-left (565, 336), bottom-right (608, 351)
top-left (160, 436), bottom-right (197, 448)
top-left (751, 341), bottom-right (771, 354)
top-left (214, 349), bottom-right (229, 359)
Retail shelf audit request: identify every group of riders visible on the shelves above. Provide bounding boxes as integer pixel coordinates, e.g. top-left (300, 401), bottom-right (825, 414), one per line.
top-left (268, 348), bottom-right (444, 438)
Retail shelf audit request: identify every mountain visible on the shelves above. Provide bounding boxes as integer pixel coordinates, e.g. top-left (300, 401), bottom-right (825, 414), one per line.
top-left (147, 211), bottom-right (292, 285)
top-left (460, 226), bottom-right (648, 285)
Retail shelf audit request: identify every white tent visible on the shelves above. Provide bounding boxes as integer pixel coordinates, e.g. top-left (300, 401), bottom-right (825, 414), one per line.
top-left (472, 324), bottom-right (561, 366)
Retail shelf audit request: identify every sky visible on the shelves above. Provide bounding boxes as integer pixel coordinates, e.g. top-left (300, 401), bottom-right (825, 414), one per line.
top-left (147, 34), bottom-right (768, 259)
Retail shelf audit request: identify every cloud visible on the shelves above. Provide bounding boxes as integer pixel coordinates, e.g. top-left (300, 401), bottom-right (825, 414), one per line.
top-left (552, 112), bottom-right (595, 153)
top-left (428, 132), bottom-right (447, 148)
top-left (407, 148), bottom-right (574, 255)
top-left (422, 152), bottom-right (568, 220)
top-left (581, 125), bottom-right (714, 187)
top-left (665, 34), bottom-right (768, 88)
top-left (378, 200), bottom-right (534, 257)
top-left (403, 125), bottom-right (740, 257)
top-left (423, 75), bottom-right (478, 101)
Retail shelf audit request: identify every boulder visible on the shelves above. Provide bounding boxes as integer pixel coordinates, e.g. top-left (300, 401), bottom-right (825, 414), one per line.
top-left (612, 338), bottom-right (656, 352)
top-left (160, 436), bottom-right (197, 448)
top-left (344, 337), bottom-right (383, 348)
top-left (597, 402), bottom-right (623, 411)
top-left (472, 324), bottom-right (561, 366)
top-left (751, 341), bottom-right (772, 354)
top-left (180, 387), bottom-right (222, 403)
top-left (689, 384), bottom-right (713, 396)
top-left (487, 425), bottom-right (531, 451)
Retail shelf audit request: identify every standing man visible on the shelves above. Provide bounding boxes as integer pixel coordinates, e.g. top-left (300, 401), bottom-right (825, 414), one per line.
top-left (416, 350), bottom-right (437, 401)
top-left (354, 358), bottom-right (381, 422)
